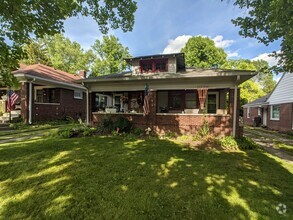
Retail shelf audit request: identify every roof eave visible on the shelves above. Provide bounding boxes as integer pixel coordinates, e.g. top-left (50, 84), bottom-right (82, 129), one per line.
top-left (14, 73), bottom-right (86, 91)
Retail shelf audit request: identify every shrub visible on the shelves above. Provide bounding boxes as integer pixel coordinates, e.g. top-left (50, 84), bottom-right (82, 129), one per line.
top-left (131, 127), bottom-right (144, 136)
top-left (114, 116), bottom-right (132, 133)
top-left (164, 132), bottom-right (177, 139)
top-left (56, 124), bottom-right (96, 138)
top-left (218, 136), bottom-right (238, 150)
top-left (96, 117), bottom-right (115, 135)
top-left (235, 137), bottom-right (258, 150)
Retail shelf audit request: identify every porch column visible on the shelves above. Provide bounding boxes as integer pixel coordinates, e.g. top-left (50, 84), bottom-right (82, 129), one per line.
top-left (148, 90), bottom-right (157, 127)
top-left (232, 85), bottom-right (238, 137)
top-left (28, 82), bottom-right (33, 124)
top-left (20, 82), bottom-right (29, 123)
top-left (86, 89), bottom-right (89, 125)
top-left (229, 87), bottom-right (240, 137)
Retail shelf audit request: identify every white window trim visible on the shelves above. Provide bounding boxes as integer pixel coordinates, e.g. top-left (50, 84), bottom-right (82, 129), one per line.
top-left (206, 92), bottom-right (219, 114)
top-left (74, 90), bottom-right (83, 99)
top-left (270, 105), bottom-right (280, 121)
top-left (257, 107), bottom-right (261, 116)
top-left (247, 107), bottom-right (250, 118)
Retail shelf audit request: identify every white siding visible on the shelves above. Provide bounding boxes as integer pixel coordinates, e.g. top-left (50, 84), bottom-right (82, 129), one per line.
top-left (267, 73), bottom-right (293, 105)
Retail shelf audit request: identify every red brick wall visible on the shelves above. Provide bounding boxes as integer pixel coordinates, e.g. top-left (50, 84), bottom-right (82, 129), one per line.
top-left (267, 103), bottom-right (293, 131)
top-left (243, 107), bottom-right (259, 126)
top-left (33, 88), bottom-right (86, 122)
top-left (92, 113), bottom-right (232, 136)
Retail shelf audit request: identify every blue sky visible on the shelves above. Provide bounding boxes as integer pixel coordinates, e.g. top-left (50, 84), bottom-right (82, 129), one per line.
top-left (64, 0), bottom-right (281, 71)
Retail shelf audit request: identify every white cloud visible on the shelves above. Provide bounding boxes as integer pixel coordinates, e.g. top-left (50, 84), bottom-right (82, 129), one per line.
top-left (251, 51), bottom-right (280, 67)
top-left (227, 51), bottom-right (239, 58)
top-left (212, 35), bottom-right (234, 48)
top-left (162, 35), bottom-right (192, 54)
top-left (162, 34), bottom-right (234, 54)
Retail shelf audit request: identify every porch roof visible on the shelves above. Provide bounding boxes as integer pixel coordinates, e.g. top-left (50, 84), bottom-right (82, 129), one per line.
top-left (77, 68), bottom-right (256, 92)
top-left (13, 64), bottom-right (86, 91)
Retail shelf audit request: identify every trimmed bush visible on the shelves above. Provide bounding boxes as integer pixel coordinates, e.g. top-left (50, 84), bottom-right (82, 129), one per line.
top-left (114, 116), bottom-right (132, 133)
top-left (96, 117), bottom-right (115, 135)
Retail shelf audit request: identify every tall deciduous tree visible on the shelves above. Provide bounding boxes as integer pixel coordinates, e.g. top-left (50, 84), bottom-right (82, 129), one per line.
top-left (221, 59), bottom-right (271, 105)
top-left (21, 35), bottom-right (94, 74)
top-left (0, 0), bottom-right (137, 84)
top-left (239, 80), bottom-right (265, 106)
top-left (181, 36), bottom-right (227, 68)
top-left (252, 60), bottom-right (276, 94)
top-left (91, 35), bottom-right (130, 76)
top-left (229, 0), bottom-right (293, 73)
top-left (21, 39), bottom-right (51, 66)
top-left (43, 34), bottom-right (94, 74)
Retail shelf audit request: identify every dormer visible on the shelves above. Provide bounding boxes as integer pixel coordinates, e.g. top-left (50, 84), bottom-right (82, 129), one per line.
top-left (125, 53), bottom-right (185, 75)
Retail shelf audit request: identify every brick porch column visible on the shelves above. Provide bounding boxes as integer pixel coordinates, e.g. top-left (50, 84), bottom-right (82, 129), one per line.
top-left (20, 82), bottom-right (29, 123)
top-left (148, 90), bottom-right (157, 127)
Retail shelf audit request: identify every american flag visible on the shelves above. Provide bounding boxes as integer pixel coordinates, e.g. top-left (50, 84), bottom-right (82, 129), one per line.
top-left (7, 90), bottom-right (19, 112)
top-left (143, 83), bottom-right (150, 116)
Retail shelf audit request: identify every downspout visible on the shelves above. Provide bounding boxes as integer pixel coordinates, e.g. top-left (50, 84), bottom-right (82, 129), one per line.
top-left (82, 82), bottom-right (89, 125)
top-left (28, 81), bottom-right (33, 124)
top-left (232, 75), bottom-right (240, 137)
top-left (86, 89), bottom-right (89, 125)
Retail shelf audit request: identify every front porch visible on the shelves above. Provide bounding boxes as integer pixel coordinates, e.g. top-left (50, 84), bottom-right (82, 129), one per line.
top-left (90, 88), bottom-right (241, 136)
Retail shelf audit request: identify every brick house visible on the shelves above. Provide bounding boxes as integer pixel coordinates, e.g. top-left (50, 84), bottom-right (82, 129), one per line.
top-left (243, 73), bottom-right (293, 132)
top-left (0, 64), bottom-right (86, 123)
top-left (78, 53), bottom-right (256, 137)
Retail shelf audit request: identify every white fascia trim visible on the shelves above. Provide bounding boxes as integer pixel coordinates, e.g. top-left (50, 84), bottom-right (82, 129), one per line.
top-left (14, 73), bottom-right (86, 91)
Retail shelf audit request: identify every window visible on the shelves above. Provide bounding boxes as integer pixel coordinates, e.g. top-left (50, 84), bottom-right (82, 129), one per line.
top-left (140, 58), bottom-right (168, 73)
top-left (36, 89), bottom-right (43, 103)
top-left (258, 108), bottom-right (261, 116)
top-left (206, 93), bottom-right (218, 114)
top-left (270, 105), bottom-right (280, 120)
top-left (35, 88), bottom-right (59, 103)
top-left (185, 92), bottom-right (197, 108)
top-left (168, 91), bottom-right (183, 110)
top-left (74, 90), bottom-right (83, 99)
top-left (49, 89), bottom-right (57, 103)
top-left (95, 94), bottom-right (108, 110)
top-left (247, 107), bottom-right (250, 118)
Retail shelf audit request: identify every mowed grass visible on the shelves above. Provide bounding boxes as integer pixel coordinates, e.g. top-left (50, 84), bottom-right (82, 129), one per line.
top-left (0, 135), bottom-right (292, 219)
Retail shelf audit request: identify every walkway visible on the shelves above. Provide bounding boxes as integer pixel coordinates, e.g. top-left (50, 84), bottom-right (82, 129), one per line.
top-left (244, 126), bottom-right (293, 164)
top-left (0, 125), bottom-right (63, 144)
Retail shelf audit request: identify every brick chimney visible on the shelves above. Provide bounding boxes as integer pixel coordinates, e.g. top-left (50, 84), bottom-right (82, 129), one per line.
top-left (78, 70), bottom-right (86, 78)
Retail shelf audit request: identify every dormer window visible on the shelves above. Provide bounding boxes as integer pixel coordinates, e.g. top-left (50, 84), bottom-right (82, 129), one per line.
top-left (140, 58), bottom-right (168, 73)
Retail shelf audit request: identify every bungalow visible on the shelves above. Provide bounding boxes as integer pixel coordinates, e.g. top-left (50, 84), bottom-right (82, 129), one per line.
top-left (78, 53), bottom-right (256, 137)
top-left (0, 64), bottom-right (86, 123)
top-left (243, 73), bottom-right (293, 132)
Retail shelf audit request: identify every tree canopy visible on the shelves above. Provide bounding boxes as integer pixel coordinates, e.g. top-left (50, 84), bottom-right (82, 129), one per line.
top-left (0, 0), bottom-right (137, 84)
top-left (221, 59), bottom-right (275, 105)
top-left (230, 0), bottom-right (293, 73)
top-left (181, 36), bottom-right (227, 68)
top-left (21, 35), bottom-right (94, 74)
top-left (90, 35), bottom-right (131, 76)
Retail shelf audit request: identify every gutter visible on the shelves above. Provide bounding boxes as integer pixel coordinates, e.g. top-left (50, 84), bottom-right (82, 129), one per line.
top-left (14, 73), bottom-right (86, 91)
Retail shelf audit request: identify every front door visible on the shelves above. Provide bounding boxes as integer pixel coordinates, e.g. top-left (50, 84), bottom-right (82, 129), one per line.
top-left (263, 108), bottom-right (267, 126)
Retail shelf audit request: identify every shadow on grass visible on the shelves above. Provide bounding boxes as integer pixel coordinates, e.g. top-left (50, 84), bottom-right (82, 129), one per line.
top-left (0, 136), bottom-right (292, 219)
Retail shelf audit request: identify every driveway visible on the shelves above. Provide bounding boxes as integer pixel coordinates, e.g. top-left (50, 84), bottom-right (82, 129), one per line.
top-left (244, 126), bottom-right (293, 164)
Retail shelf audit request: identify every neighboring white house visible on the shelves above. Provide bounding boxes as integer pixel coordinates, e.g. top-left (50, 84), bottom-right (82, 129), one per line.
top-left (243, 73), bottom-right (293, 131)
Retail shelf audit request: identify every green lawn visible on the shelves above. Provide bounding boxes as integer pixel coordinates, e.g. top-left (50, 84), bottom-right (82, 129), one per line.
top-left (0, 135), bottom-right (292, 219)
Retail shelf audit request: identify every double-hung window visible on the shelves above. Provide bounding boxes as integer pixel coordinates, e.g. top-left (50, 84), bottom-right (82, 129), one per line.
top-left (270, 105), bottom-right (280, 120)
